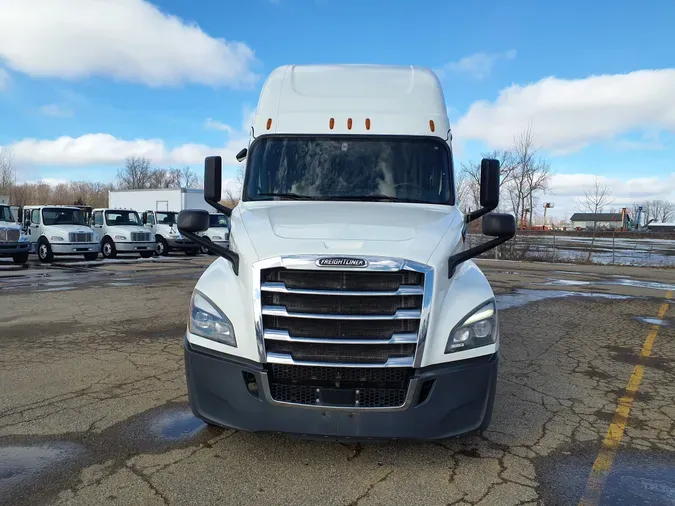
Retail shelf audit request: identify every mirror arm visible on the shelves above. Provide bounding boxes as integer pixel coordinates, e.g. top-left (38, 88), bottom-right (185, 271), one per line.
top-left (448, 235), bottom-right (511, 278)
top-left (206, 199), bottom-right (233, 217)
top-left (465, 203), bottom-right (497, 224)
top-left (179, 230), bottom-right (240, 275)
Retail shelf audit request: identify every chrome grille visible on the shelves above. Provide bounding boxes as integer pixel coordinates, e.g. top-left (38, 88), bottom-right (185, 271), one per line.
top-left (0, 229), bottom-right (19, 242)
top-left (259, 263), bottom-right (427, 368)
top-left (130, 231), bottom-right (151, 241)
top-left (69, 232), bottom-right (93, 243)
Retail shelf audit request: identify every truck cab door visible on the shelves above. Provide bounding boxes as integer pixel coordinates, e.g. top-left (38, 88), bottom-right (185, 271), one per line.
top-left (28, 209), bottom-right (41, 242)
top-left (144, 211), bottom-right (155, 231)
top-left (92, 211), bottom-right (105, 234)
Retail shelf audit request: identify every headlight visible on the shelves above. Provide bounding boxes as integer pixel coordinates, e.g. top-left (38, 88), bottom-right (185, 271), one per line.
top-left (189, 291), bottom-right (236, 347)
top-left (50, 236), bottom-right (64, 241)
top-left (212, 236), bottom-right (222, 240)
top-left (114, 235), bottom-right (127, 240)
top-left (445, 301), bottom-right (498, 353)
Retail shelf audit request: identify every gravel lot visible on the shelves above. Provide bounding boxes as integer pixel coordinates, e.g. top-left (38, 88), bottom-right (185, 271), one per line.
top-left (1, 256), bottom-right (674, 505)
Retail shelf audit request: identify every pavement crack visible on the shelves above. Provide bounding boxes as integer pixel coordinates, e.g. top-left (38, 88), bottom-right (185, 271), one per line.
top-left (126, 463), bottom-right (170, 505)
top-left (346, 469), bottom-right (393, 506)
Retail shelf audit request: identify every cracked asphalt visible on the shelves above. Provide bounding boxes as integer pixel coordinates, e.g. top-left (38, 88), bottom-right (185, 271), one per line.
top-left (1, 257), bottom-right (674, 505)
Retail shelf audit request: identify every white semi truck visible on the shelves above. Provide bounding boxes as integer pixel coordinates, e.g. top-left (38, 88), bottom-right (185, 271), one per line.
top-left (177, 64), bottom-right (516, 440)
top-left (0, 204), bottom-right (31, 264)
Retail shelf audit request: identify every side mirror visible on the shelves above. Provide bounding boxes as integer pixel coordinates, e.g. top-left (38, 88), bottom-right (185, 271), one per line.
top-left (204, 156), bottom-right (232, 217)
top-left (177, 209), bottom-right (209, 234)
top-left (466, 158), bottom-right (500, 223)
top-left (178, 209), bottom-right (240, 275)
top-left (236, 148), bottom-right (247, 163)
top-left (482, 213), bottom-right (516, 238)
top-left (479, 158), bottom-right (500, 209)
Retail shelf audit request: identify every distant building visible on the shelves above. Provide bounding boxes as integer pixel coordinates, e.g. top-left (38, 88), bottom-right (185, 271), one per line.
top-left (646, 222), bottom-right (675, 232)
top-left (569, 212), bottom-right (630, 230)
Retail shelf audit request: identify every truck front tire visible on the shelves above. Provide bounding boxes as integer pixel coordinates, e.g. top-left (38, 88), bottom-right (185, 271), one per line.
top-left (155, 237), bottom-right (169, 256)
top-left (12, 252), bottom-right (29, 265)
top-left (185, 248), bottom-right (199, 256)
top-left (140, 251), bottom-right (154, 259)
top-left (37, 239), bottom-right (54, 263)
top-left (101, 237), bottom-right (117, 259)
top-left (84, 252), bottom-right (99, 261)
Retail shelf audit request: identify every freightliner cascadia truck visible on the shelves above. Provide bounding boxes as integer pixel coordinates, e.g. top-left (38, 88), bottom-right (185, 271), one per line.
top-left (177, 64), bottom-right (516, 440)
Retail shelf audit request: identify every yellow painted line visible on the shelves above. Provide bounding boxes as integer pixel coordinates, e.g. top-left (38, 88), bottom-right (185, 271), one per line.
top-left (578, 290), bottom-right (671, 505)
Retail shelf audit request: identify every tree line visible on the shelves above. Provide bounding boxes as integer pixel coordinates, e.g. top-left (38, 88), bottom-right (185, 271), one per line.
top-left (0, 152), bottom-right (202, 208)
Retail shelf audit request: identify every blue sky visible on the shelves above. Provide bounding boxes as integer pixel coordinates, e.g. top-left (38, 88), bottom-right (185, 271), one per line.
top-left (1, 0), bottom-right (674, 218)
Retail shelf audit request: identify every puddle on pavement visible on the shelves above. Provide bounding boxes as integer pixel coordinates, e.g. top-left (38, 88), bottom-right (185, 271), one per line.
top-left (543, 278), bottom-right (675, 291)
top-left (496, 289), bottom-right (634, 310)
top-left (534, 444), bottom-right (675, 506)
top-left (36, 286), bottom-right (76, 293)
top-left (634, 316), bottom-right (675, 327)
top-left (0, 442), bottom-right (84, 494)
top-left (149, 407), bottom-right (207, 441)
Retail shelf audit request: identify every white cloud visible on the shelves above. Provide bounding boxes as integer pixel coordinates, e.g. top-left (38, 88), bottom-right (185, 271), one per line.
top-left (437, 50), bottom-right (516, 80)
top-left (0, 67), bottom-right (9, 90)
top-left (0, 0), bottom-right (258, 87)
top-left (24, 177), bottom-right (69, 187)
top-left (39, 104), bottom-right (74, 117)
top-left (454, 69), bottom-right (675, 153)
top-left (204, 118), bottom-right (234, 133)
top-left (7, 106), bottom-right (254, 170)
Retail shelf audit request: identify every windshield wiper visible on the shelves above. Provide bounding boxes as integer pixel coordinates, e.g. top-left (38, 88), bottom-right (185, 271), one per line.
top-left (257, 192), bottom-right (316, 200)
top-left (323, 194), bottom-right (411, 203)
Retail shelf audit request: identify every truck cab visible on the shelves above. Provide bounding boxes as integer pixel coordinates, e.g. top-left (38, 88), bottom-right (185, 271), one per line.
top-left (23, 205), bottom-right (100, 263)
top-left (0, 204), bottom-right (31, 265)
top-left (91, 208), bottom-right (156, 259)
top-left (141, 210), bottom-right (199, 256)
top-left (196, 213), bottom-right (230, 254)
top-left (177, 64), bottom-right (515, 440)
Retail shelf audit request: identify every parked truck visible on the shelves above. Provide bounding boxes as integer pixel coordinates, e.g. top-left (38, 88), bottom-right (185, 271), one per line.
top-left (177, 64), bottom-right (516, 440)
top-left (90, 208), bottom-right (156, 259)
top-left (0, 204), bottom-right (31, 264)
top-left (108, 188), bottom-right (208, 256)
top-left (22, 205), bottom-right (100, 262)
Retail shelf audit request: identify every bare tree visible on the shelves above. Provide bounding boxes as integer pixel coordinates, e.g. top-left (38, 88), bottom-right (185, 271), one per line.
top-left (116, 156), bottom-right (154, 189)
top-left (460, 149), bottom-right (517, 213)
top-left (179, 166), bottom-right (200, 188)
top-left (578, 176), bottom-right (615, 261)
top-left (507, 126), bottom-right (551, 228)
top-left (0, 146), bottom-right (16, 194)
top-left (647, 199), bottom-right (674, 223)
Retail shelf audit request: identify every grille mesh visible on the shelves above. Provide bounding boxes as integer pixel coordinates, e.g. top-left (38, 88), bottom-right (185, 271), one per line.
top-left (267, 364), bottom-right (411, 408)
top-left (0, 229), bottom-right (20, 242)
top-left (262, 268), bottom-right (423, 291)
top-left (131, 231), bottom-right (152, 241)
top-left (69, 232), bottom-right (94, 243)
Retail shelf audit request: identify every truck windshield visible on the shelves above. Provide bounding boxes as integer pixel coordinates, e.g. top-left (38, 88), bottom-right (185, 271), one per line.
top-left (156, 212), bottom-right (177, 224)
top-left (0, 206), bottom-right (13, 222)
top-left (105, 210), bottom-right (141, 226)
top-left (209, 214), bottom-right (229, 228)
top-left (244, 136), bottom-right (454, 204)
top-left (42, 208), bottom-right (86, 226)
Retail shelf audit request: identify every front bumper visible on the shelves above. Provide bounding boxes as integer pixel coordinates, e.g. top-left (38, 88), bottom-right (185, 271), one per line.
top-left (51, 243), bottom-right (100, 254)
top-left (115, 241), bottom-right (155, 252)
top-left (167, 237), bottom-right (195, 249)
top-left (184, 338), bottom-right (498, 440)
top-left (0, 242), bottom-right (30, 256)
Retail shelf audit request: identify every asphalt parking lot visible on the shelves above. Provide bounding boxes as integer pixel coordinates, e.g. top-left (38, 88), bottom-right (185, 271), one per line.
top-left (1, 256), bottom-right (674, 505)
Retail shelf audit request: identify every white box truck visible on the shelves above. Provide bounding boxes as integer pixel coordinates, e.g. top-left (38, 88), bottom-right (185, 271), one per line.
top-left (176, 64), bottom-right (515, 440)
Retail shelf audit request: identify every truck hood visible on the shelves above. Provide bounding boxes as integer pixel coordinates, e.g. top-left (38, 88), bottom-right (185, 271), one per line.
top-left (106, 225), bottom-right (150, 237)
top-left (0, 222), bottom-right (21, 231)
top-left (238, 201), bottom-right (461, 264)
